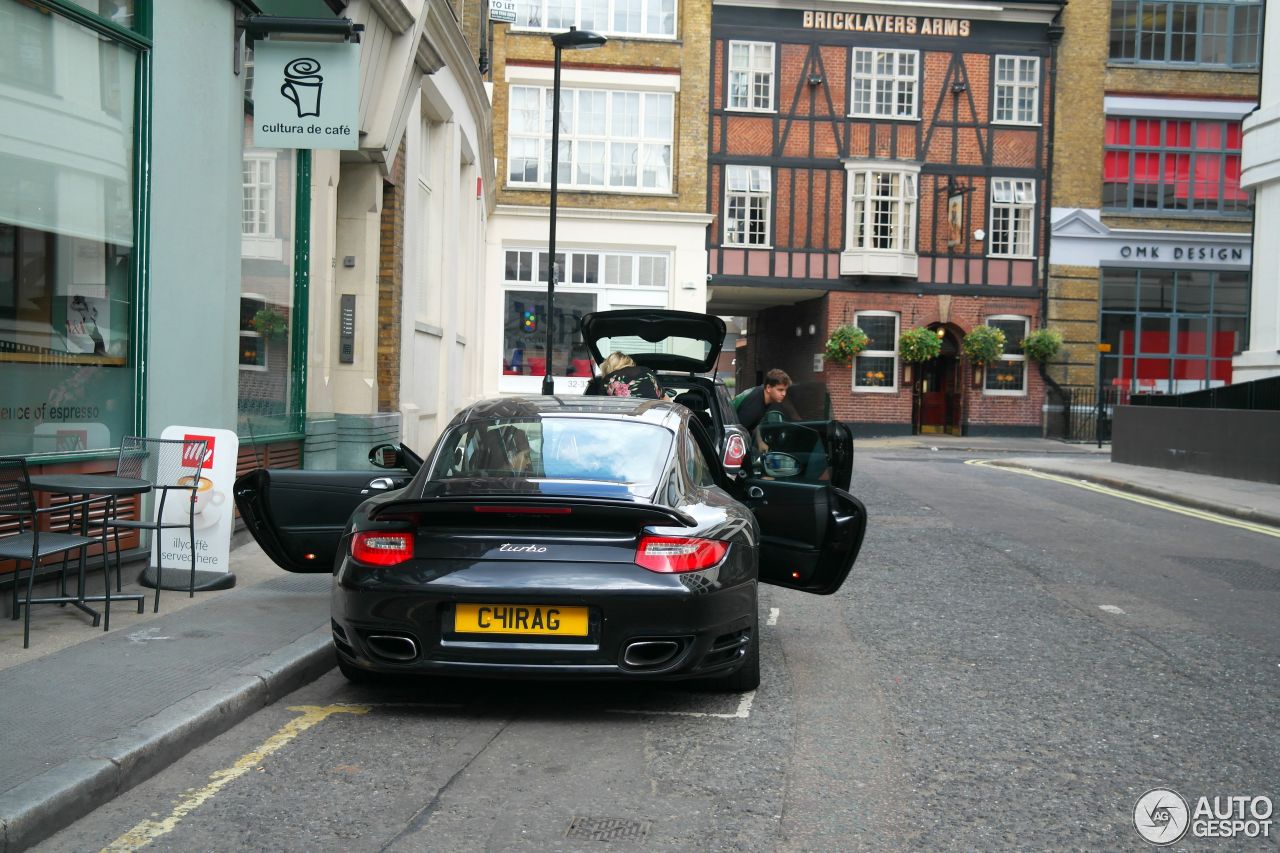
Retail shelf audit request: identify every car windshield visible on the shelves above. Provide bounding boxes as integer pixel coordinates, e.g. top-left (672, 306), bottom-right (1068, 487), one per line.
top-left (428, 417), bottom-right (673, 488)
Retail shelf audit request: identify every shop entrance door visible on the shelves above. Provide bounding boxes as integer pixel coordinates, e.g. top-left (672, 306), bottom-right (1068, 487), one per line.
top-left (916, 330), bottom-right (962, 435)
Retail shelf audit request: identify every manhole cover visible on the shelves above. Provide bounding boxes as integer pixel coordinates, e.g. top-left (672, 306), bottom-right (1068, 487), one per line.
top-left (565, 816), bottom-right (651, 842)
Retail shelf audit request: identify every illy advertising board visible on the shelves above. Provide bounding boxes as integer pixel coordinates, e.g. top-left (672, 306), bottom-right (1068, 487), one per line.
top-left (253, 40), bottom-right (360, 150)
top-left (152, 426), bottom-right (239, 578)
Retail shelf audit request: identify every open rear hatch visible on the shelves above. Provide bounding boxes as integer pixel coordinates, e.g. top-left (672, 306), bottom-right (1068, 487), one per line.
top-left (580, 309), bottom-right (725, 374)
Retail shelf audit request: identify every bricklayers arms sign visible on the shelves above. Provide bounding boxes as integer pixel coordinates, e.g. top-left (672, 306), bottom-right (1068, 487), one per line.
top-left (802, 11), bottom-right (971, 36)
top-left (253, 40), bottom-right (360, 150)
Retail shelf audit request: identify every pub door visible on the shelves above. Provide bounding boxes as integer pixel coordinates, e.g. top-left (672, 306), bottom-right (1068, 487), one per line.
top-left (916, 330), bottom-right (962, 435)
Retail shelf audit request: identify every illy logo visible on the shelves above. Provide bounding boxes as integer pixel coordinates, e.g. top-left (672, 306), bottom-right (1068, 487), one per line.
top-left (498, 543), bottom-right (547, 553)
top-left (183, 434), bottom-right (215, 469)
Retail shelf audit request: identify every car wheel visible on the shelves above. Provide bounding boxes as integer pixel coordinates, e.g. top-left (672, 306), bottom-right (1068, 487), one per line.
top-left (703, 617), bottom-right (760, 693)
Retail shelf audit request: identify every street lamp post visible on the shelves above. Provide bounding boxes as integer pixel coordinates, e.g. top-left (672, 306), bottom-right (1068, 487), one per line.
top-left (542, 26), bottom-right (607, 396)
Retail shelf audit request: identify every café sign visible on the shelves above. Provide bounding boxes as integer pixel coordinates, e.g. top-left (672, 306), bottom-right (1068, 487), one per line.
top-left (803, 11), bottom-right (971, 36)
top-left (253, 40), bottom-right (360, 150)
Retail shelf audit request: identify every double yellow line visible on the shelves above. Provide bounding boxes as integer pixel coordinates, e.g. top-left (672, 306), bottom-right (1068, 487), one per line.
top-left (965, 458), bottom-right (1280, 539)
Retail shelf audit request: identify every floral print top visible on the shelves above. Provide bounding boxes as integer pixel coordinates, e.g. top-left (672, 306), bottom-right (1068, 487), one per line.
top-left (603, 365), bottom-right (663, 399)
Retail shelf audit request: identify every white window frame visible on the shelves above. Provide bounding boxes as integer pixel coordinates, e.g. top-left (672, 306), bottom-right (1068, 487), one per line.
top-left (841, 161), bottom-right (919, 277)
top-left (850, 49), bottom-right (919, 120)
top-left (852, 311), bottom-right (900, 393)
top-left (506, 84), bottom-right (674, 194)
top-left (983, 315), bottom-right (1029, 396)
top-left (511, 0), bottom-right (678, 40)
top-left (727, 41), bottom-right (775, 112)
top-left (241, 151), bottom-right (282, 260)
top-left (988, 178), bottom-right (1036, 257)
top-left (723, 165), bottom-right (771, 247)
top-left (993, 56), bottom-right (1040, 125)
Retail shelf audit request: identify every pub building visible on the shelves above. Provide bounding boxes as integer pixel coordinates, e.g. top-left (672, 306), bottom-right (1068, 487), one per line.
top-left (708, 0), bottom-right (1064, 435)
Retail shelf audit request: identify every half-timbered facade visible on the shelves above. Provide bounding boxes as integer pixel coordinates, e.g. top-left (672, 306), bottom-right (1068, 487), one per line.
top-left (709, 0), bottom-right (1063, 435)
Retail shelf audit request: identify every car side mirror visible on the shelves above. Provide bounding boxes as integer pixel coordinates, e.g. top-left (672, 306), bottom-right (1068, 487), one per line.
top-left (368, 443), bottom-right (401, 469)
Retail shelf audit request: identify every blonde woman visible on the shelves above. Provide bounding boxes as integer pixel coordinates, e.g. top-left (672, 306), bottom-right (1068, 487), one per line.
top-left (599, 351), bottom-right (662, 399)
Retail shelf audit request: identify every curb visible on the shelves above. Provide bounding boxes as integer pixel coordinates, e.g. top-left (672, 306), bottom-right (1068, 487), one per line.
top-left (991, 461), bottom-right (1280, 529)
top-left (0, 626), bottom-right (334, 853)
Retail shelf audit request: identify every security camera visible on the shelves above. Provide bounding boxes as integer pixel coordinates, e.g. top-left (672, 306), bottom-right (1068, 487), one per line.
top-left (706, 273), bottom-right (714, 282)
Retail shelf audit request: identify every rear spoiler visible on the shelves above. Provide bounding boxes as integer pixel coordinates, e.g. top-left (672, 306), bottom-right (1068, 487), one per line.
top-left (368, 495), bottom-right (697, 529)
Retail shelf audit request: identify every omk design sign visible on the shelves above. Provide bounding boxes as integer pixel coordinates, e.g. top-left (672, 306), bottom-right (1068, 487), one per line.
top-left (253, 40), bottom-right (360, 150)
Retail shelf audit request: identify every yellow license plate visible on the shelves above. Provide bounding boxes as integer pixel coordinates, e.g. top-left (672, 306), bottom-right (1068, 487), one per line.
top-left (454, 603), bottom-right (589, 636)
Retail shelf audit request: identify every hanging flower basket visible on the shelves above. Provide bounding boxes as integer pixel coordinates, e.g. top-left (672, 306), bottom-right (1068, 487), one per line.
top-left (251, 307), bottom-right (289, 340)
top-left (823, 324), bottom-right (871, 366)
top-left (1021, 328), bottom-right (1064, 363)
top-left (898, 326), bottom-right (942, 363)
top-left (961, 325), bottom-right (1005, 366)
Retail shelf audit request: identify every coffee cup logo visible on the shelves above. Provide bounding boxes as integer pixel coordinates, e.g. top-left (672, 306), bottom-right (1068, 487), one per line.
top-left (281, 58), bottom-right (323, 118)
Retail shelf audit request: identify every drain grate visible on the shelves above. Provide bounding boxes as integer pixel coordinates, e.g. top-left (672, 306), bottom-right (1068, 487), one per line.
top-left (565, 816), bottom-right (651, 842)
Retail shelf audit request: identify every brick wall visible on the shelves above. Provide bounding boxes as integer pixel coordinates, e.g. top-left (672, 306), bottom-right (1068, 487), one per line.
top-left (377, 141), bottom-right (405, 414)
top-left (818, 292), bottom-right (1044, 429)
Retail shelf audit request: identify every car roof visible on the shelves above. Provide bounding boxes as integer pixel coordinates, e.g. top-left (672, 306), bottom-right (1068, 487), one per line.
top-left (454, 395), bottom-right (690, 430)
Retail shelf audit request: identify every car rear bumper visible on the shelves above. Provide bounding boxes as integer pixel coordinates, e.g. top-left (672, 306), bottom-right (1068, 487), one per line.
top-left (330, 561), bottom-right (756, 680)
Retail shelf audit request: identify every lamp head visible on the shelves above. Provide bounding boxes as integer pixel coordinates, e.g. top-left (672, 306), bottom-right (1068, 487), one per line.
top-left (551, 26), bottom-right (607, 50)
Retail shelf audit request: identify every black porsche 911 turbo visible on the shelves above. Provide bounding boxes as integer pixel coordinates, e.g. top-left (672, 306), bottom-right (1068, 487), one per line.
top-left (234, 395), bottom-right (866, 692)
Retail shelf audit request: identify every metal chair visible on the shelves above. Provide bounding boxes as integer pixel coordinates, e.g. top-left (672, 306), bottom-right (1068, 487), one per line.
top-left (0, 457), bottom-right (112, 648)
top-left (106, 436), bottom-right (209, 613)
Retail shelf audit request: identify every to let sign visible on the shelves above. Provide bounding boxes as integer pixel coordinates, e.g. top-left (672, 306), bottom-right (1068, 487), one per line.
top-left (490, 0), bottom-right (517, 21)
top-left (253, 40), bottom-right (360, 150)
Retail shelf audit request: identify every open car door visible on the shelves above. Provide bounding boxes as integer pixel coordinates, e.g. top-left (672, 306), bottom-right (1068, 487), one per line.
top-left (233, 444), bottom-right (421, 573)
top-left (742, 419), bottom-right (866, 594)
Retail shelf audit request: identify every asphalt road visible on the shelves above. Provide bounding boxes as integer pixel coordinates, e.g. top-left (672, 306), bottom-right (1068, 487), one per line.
top-left (40, 447), bottom-right (1280, 852)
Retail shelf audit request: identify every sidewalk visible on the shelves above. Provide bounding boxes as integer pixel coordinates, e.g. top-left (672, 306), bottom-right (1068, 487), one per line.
top-left (2, 442), bottom-right (1277, 852)
top-left (0, 540), bottom-right (332, 853)
top-left (858, 434), bottom-right (1280, 528)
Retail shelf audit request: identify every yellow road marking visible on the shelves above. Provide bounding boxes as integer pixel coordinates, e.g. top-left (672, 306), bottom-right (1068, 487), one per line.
top-left (101, 704), bottom-right (370, 853)
top-left (965, 459), bottom-right (1280, 539)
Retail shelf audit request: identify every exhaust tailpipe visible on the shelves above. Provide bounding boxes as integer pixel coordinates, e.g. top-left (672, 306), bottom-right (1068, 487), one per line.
top-left (623, 640), bottom-right (680, 668)
top-left (366, 634), bottom-right (418, 661)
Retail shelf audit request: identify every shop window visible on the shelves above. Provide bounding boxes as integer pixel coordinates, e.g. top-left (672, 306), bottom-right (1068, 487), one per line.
top-left (724, 165), bottom-right (771, 246)
top-left (514, 0), bottom-right (676, 37)
top-left (993, 56), bottom-right (1040, 125)
top-left (1100, 267), bottom-right (1248, 394)
top-left (1, 3), bottom-right (138, 456)
top-left (853, 312), bottom-right (898, 392)
top-left (989, 179), bottom-right (1036, 257)
top-left (501, 247), bottom-right (671, 382)
top-left (1103, 116), bottom-right (1250, 215)
top-left (842, 162), bottom-right (919, 276)
top-left (851, 49), bottom-right (918, 119)
top-left (508, 85), bottom-right (673, 192)
top-left (503, 290), bottom-right (598, 378)
top-left (238, 71), bottom-right (299, 437)
top-left (728, 41), bottom-right (774, 112)
top-left (1109, 0), bottom-right (1261, 68)
top-left (983, 316), bottom-right (1028, 394)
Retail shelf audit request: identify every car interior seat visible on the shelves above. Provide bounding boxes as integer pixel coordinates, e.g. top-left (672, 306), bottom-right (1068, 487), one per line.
top-left (672, 389), bottom-right (714, 433)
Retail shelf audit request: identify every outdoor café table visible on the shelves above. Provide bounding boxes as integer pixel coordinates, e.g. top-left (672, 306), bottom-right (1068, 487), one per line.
top-left (26, 474), bottom-right (151, 622)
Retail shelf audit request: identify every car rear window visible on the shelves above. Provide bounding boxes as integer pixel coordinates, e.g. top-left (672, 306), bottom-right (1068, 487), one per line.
top-left (429, 418), bottom-right (672, 487)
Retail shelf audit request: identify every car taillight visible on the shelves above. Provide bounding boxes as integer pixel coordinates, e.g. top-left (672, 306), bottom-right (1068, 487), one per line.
top-left (351, 531), bottom-right (414, 566)
top-left (722, 433), bottom-right (747, 469)
top-left (635, 535), bottom-right (728, 573)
